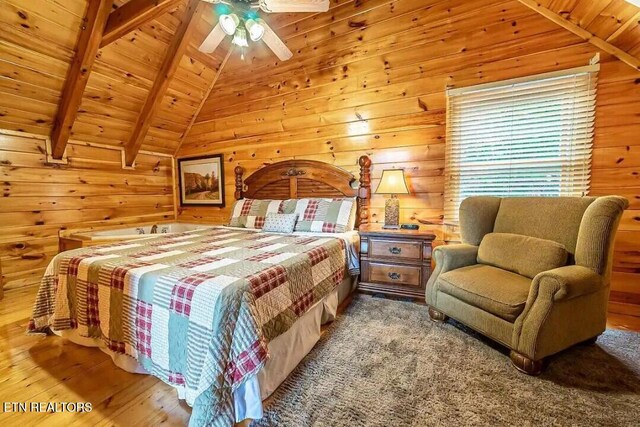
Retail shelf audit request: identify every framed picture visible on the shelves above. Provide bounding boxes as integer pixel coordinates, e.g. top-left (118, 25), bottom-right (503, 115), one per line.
top-left (178, 154), bottom-right (225, 207)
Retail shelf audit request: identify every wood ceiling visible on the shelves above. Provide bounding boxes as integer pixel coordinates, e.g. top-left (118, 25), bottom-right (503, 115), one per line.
top-left (0, 0), bottom-right (227, 163)
top-left (518, 0), bottom-right (640, 69)
top-left (1, 0), bottom-right (639, 165)
top-left (541, 0), bottom-right (640, 56)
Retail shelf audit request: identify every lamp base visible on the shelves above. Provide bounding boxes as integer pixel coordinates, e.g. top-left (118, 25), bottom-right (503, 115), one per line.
top-left (383, 196), bottom-right (400, 229)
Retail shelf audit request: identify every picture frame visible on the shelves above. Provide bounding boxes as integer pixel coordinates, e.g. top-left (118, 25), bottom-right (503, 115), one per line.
top-left (178, 154), bottom-right (225, 207)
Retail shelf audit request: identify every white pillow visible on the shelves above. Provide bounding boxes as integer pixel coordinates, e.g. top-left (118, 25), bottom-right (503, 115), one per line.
top-left (262, 213), bottom-right (298, 234)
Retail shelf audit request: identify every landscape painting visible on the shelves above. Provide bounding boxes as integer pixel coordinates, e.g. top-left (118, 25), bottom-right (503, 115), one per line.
top-left (178, 155), bottom-right (225, 207)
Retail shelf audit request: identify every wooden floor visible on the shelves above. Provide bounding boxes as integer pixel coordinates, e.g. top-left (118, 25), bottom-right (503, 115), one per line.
top-left (1, 285), bottom-right (639, 426)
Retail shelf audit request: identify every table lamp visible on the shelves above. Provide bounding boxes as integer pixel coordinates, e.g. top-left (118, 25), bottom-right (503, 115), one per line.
top-left (375, 169), bottom-right (409, 229)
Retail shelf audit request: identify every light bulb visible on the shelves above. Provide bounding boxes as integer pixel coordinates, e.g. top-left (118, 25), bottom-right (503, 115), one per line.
top-left (232, 28), bottom-right (249, 48)
top-left (245, 18), bottom-right (265, 41)
top-left (219, 13), bottom-right (239, 36)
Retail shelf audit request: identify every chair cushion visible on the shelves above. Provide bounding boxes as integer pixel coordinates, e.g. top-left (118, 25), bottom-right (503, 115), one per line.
top-left (438, 264), bottom-right (531, 322)
top-left (477, 233), bottom-right (568, 279)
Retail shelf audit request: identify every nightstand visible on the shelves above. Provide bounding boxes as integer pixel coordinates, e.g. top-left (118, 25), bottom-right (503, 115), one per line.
top-left (358, 224), bottom-right (436, 301)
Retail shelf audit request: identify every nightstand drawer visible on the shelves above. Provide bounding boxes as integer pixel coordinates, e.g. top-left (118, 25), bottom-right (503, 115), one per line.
top-left (367, 262), bottom-right (421, 287)
top-left (369, 238), bottom-right (422, 261)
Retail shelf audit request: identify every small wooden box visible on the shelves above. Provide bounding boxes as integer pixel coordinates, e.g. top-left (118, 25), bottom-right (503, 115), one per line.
top-left (358, 224), bottom-right (436, 300)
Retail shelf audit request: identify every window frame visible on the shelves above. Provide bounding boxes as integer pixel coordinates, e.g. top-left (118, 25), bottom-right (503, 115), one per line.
top-left (444, 63), bottom-right (599, 225)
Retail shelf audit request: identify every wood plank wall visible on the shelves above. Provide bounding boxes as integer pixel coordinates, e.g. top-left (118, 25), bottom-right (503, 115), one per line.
top-left (177, 0), bottom-right (640, 313)
top-left (0, 131), bottom-right (175, 292)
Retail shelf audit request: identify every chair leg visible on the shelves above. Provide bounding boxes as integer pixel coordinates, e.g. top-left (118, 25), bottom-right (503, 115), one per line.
top-left (428, 307), bottom-right (448, 322)
top-left (510, 351), bottom-right (544, 376)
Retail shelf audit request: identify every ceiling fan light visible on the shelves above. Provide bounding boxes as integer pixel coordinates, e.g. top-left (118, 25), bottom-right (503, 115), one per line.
top-left (245, 19), bottom-right (265, 41)
top-left (219, 13), bottom-right (239, 35)
top-left (232, 28), bottom-right (249, 48)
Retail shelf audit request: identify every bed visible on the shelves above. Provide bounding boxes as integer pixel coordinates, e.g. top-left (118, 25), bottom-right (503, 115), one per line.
top-left (29, 156), bottom-right (373, 427)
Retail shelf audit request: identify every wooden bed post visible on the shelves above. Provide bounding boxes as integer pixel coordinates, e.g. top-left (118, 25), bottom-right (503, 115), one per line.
top-left (358, 155), bottom-right (372, 227)
top-left (234, 166), bottom-right (244, 200)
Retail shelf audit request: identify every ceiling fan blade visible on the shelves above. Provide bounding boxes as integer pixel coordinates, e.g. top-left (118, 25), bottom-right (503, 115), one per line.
top-left (261, 21), bottom-right (293, 61)
top-left (259, 0), bottom-right (329, 13)
top-left (198, 22), bottom-right (226, 53)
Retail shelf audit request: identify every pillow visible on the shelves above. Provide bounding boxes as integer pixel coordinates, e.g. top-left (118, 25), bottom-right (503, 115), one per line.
top-left (477, 232), bottom-right (568, 279)
top-left (292, 198), bottom-right (356, 233)
top-left (228, 199), bottom-right (286, 229)
top-left (262, 213), bottom-right (298, 233)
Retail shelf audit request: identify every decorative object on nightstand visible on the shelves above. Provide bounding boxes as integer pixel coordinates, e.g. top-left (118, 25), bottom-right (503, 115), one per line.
top-left (358, 223), bottom-right (436, 300)
top-left (375, 169), bottom-right (409, 229)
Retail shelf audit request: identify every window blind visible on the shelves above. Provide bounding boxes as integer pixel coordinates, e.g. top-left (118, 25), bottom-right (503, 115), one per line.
top-left (444, 65), bottom-right (598, 224)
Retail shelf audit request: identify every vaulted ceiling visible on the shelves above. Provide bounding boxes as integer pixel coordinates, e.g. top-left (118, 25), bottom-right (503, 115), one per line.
top-left (542, 0), bottom-right (640, 55)
top-left (0, 0), bottom-right (227, 158)
top-left (0, 0), bottom-right (639, 165)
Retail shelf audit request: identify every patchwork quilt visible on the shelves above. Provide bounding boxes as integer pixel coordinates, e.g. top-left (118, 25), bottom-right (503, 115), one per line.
top-left (29, 227), bottom-right (348, 426)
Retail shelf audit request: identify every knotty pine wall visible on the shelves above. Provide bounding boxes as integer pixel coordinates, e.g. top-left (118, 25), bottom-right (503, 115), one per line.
top-left (0, 131), bottom-right (175, 294)
top-left (177, 0), bottom-right (640, 312)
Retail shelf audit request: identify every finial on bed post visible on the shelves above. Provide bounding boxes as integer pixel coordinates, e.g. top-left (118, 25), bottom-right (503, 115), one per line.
top-left (358, 155), bottom-right (372, 227)
top-left (234, 166), bottom-right (244, 200)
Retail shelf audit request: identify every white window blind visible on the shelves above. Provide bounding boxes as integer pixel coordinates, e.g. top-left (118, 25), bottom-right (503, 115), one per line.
top-left (444, 65), bottom-right (597, 224)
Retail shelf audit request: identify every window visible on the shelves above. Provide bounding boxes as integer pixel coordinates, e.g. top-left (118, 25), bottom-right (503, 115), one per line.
top-left (444, 65), bottom-right (598, 224)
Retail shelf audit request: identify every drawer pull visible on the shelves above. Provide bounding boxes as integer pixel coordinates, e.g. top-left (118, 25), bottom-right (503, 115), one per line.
top-left (388, 247), bottom-right (402, 255)
top-left (388, 272), bottom-right (401, 280)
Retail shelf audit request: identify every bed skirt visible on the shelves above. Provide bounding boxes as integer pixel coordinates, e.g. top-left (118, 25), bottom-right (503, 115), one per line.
top-left (54, 275), bottom-right (357, 422)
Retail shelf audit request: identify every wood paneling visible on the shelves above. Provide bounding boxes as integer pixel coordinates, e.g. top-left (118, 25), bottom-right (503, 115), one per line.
top-left (124, 0), bottom-right (202, 165)
top-left (539, 0), bottom-right (640, 58)
top-left (101, 0), bottom-right (183, 47)
top-left (178, 0), bottom-right (640, 304)
top-left (0, 0), bottom-right (227, 155)
top-left (0, 131), bottom-right (174, 292)
top-left (50, 0), bottom-right (113, 160)
top-left (517, 0), bottom-right (640, 70)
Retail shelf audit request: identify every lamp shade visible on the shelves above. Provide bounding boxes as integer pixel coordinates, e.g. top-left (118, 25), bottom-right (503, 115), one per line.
top-left (245, 19), bottom-right (265, 41)
top-left (375, 169), bottom-right (409, 195)
top-left (220, 13), bottom-right (239, 35)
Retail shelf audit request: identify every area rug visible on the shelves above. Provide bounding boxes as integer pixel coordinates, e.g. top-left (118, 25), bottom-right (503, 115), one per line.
top-left (253, 295), bottom-right (640, 426)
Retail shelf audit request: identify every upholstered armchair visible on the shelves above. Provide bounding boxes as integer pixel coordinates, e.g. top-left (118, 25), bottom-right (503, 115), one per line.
top-left (426, 196), bottom-right (628, 374)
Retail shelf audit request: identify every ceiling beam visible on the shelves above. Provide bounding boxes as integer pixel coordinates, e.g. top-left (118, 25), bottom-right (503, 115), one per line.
top-left (517, 0), bottom-right (640, 71)
top-left (186, 44), bottom-right (229, 71)
top-left (50, 0), bottom-right (114, 160)
top-left (175, 47), bottom-right (233, 156)
top-left (101, 0), bottom-right (183, 48)
top-left (124, 0), bottom-right (203, 166)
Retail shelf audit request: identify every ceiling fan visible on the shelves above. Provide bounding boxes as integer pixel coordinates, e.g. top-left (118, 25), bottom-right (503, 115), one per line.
top-left (198, 0), bottom-right (329, 61)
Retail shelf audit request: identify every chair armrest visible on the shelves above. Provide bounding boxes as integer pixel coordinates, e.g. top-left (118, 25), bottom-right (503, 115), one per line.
top-left (512, 265), bottom-right (605, 360)
top-left (530, 265), bottom-right (603, 302)
top-left (426, 244), bottom-right (478, 305)
top-left (432, 244), bottom-right (479, 273)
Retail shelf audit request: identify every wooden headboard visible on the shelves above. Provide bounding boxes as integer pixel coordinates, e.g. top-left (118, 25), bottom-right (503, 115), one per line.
top-left (234, 156), bottom-right (372, 227)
